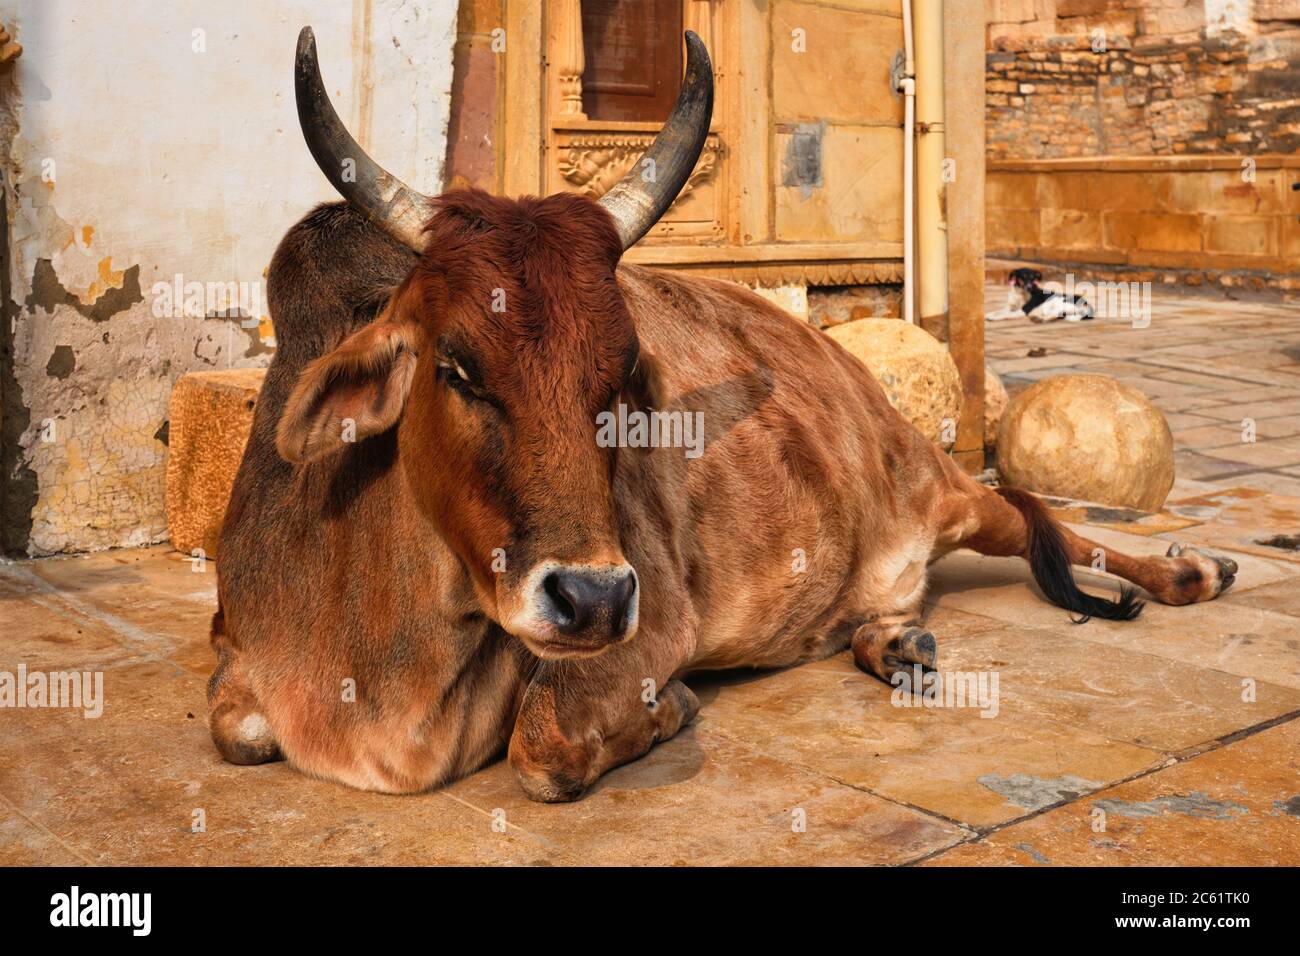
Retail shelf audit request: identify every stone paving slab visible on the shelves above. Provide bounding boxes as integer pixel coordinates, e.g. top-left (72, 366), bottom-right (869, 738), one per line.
top-left (0, 802), bottom-right (85, 866)
top-left (689, 654), bottom-right (1166, 829)
top-left (928, 549), bottom-right (1300, 690)
top-left (939, 625), bottom-right (1300, 753)
top-left (444, 726), bottom-right (969, 866)
top-left (923, 718), bottom-right (1300, 867)
top-left (1162, 489), bottom-right (1300, 566)
top-left (984, 286), bottom-right (1300, 502)
top-left (0, 609), bottom-right (967, 866)
top-left (0, 657), bottom-right (565, 867)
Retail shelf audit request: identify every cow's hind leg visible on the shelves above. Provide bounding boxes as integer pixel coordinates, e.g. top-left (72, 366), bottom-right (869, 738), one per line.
top-left (955, 483), bottom-right (1237, 611)
top-left (207, 609), bottom-right (282, 766)
top-left (849, 537), bottom-right (936, 683)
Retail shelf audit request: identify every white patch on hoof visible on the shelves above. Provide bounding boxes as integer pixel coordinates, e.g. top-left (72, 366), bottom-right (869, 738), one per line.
top-left (236, 712), bottom-right (273, 745)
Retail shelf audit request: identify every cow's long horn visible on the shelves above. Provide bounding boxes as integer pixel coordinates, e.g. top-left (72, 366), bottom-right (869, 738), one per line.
top-left (295, 26), bottom-right (436, 251)
top-left (598, 31), bottom-right (714, 251)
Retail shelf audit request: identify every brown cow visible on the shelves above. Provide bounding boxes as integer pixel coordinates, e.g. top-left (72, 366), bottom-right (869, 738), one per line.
top-left (209, 28), bottom-right (1237, 801)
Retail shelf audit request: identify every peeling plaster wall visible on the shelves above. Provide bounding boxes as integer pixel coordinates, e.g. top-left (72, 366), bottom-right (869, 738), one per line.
top-left (0, 0), bottom-right (456, 555)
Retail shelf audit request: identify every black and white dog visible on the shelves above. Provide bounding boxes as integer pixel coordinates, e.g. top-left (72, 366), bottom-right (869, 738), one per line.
top-left (987, 268), bottom-right (1095, 322)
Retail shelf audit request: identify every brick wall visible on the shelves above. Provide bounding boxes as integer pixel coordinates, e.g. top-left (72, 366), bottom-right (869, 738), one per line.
top-left (986, 0), bottom-right (1300, 159)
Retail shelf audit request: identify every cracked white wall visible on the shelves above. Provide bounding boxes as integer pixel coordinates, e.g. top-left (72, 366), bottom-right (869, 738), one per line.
top-left (1, 0), bottom-right (456, 554)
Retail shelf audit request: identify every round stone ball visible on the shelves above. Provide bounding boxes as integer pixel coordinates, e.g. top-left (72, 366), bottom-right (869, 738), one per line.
top-left (997, 373), bottom-right (1174, 511)
top-left (826, 319), bottom-right (963, 449)
top-left (984, 364), bottom-right (1009, 449)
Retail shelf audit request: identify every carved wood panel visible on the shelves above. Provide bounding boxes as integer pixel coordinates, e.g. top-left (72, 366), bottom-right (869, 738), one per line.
top-left (552, 129), bottom-right (725, 241)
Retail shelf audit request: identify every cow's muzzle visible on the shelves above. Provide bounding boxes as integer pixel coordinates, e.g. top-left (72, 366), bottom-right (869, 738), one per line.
top-left (505, 561), bottom-right (639, 658)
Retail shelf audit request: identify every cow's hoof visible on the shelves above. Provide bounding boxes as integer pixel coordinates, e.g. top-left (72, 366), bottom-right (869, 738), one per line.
top-left (517, 770), bottom-right (588, 804)
top-left (853, 624), bottom-right (937, 683)
top-left (210, 705), bottom-right (282, 766)
top-left (509, 733), bottom-right (592, 803)
top-left (1165, 542), bottom-right (1238, 601)
top-left (884, 626), bottom-right (937, 672)
top-left (651, 678), bottom-right (700, 738)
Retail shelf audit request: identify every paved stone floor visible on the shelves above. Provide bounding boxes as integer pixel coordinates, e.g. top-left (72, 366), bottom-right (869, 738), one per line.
top-left (2, 288), bottom-right (1298, 866)
top-left (986, 284), bottom-right (1300, 496)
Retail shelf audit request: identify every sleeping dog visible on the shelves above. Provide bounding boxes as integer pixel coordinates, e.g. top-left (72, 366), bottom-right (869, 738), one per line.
top-left (987, 268), bottom-right (1095, 322)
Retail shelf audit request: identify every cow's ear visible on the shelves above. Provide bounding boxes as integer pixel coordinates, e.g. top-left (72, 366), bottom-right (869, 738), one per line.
top-left (276, 292), bottom-right (425, 464)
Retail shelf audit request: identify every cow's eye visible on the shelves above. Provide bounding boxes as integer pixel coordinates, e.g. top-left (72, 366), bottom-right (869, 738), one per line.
top-left (437, 359), bottom-right (485, 401)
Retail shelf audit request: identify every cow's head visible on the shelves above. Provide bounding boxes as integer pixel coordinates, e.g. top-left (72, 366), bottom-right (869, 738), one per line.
top-left (276, 27), bottom-right (712, 660)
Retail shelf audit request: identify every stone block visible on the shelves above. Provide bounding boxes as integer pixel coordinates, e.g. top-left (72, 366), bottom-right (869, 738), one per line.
top-left (987, 170), bottom-right (1040, 210)
top-left (987, 207), bottom-right (1042, 252)
top-left (775, 124), bottom-right (903, 242)
top-left (998, 374), bottom-right (1175, 511)
top-left (1204, 215), bottom-right (1280, 257)
top-left (165, 368), bottom-right (266, 561)
top-left (1041, 207), bottom-right (1104, 249)
top-left (1103, 210), bottom-right (1203, 253)
top-left (772, 1), bottom-right (903, 125)
top-left (825, 319), bottom-right (962, 449)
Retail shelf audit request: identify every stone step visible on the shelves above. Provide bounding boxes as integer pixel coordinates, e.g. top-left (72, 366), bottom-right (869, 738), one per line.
top-left (165, 368), bottom-right (267, 561)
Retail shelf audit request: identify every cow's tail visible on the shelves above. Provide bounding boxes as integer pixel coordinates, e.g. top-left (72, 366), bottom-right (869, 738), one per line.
top-left (995, 486), bottom-right (1144, 623)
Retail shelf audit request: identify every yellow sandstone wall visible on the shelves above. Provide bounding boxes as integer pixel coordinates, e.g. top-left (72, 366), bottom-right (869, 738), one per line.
top-left (982, 1), bottom-right (1300, 292)
top-left (770, 0), bottom-right (905, 246)
top-left (987, 155), bottom-right (1300, 292)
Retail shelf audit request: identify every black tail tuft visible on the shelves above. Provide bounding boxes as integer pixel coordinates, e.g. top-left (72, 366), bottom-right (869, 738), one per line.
top-left (996, 487), bottom-right (1144, 623)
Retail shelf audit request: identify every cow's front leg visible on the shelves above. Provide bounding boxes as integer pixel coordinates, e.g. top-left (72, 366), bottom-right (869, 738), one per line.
top-left (509, 659), bottom-right (698, 803)
top-left (208, 609), bottom-right (282, 766)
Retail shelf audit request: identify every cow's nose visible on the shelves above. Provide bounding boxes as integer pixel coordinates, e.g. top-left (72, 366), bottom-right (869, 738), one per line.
top-left (541, 566), bottom-right (638, 640)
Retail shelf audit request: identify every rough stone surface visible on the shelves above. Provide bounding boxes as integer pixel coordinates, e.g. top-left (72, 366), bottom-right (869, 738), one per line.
top-left (984, 2), bottom-right (1300, 297)
top-left (747, 284), bottom-right (809, 321)
top-left (985, 161), bottom-right (1300, 296)
top-left (825, 319), bottom-right (963, 449)
top-left (926, 719), bottom-right (1300, 867)
top-left (807, 283), bottom-right (903, 329)
top-left (986, 1), bottom-right (1300, 159)
top-left (985, 363), bottom-right (1009, 449)
top-left (165, 369), bottom-right (265, 560)
top-left (997, 373), bottom-right (1175, 510)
